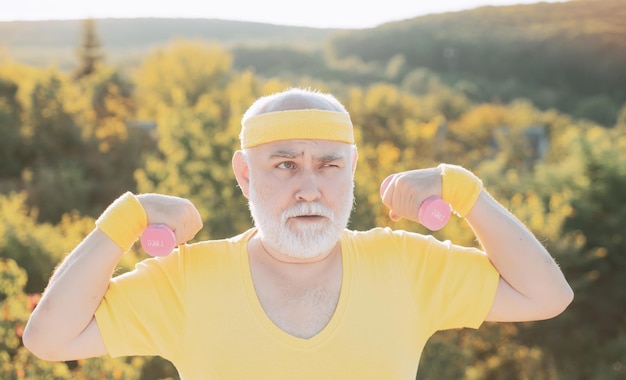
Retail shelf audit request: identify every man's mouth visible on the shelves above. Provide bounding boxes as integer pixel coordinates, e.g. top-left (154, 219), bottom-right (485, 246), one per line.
top-left (282, 203), bottom-right (333, 224)
top-left (289, 214), bottom-right (328, 224)
top-left (294, 214), bottom-right (324, 220)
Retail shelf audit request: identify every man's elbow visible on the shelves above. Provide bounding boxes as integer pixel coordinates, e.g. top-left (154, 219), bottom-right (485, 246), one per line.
top-left (558, 284), bottom-right (575, 313)
top-left (22, 324), bottom-right (64, 362)
top-left (542, 284), bottom-right (574, 320)
top-left (22, 325), bottom-right (55, 361)
top-left (24, 315), bottom-right (108, 361)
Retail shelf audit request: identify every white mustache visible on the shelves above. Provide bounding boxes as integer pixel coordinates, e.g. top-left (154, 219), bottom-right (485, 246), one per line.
top-left (282, 203), bottom-right (333, 220)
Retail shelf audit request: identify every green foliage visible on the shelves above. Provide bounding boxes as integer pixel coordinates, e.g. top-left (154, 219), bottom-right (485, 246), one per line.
top-left (0, 258), bottom-right (28, 352)
top-left (26, 72), bottom-right (84, 164)
top-left (617, 102), bottom-right (626, 128)
top-left (23, 161), bottom-right (93, 227)
top-left (0, 77), bottom-right (25, 180)
top-left (544, 127), bottom-right (626, 379)
top-left (1, 348), bottom-right (71, 379)
top-left (574, 94), bottom-right (621, 126)
top-left (0, 57), bottom-right (145, 223)
top-left (72, 67), bottom-right (145, 214)
top-left (16, 70), bottom-right (98, 222)
top-left (0, 193), bottom-right (92, 293)
top-left (419, 325), bottom-right (562, 380)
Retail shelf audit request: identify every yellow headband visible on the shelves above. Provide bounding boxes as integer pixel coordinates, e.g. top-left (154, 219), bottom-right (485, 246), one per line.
top-left (240, 109), bottom-right (355, 149)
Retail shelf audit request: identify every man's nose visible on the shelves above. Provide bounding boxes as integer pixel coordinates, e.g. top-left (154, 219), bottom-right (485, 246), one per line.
top-left (295, 169), bottom-right (322, 202)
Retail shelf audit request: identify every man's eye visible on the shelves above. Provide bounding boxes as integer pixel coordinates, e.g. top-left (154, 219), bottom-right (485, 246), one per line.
top-left (277, 162), bottom-right (296, 169)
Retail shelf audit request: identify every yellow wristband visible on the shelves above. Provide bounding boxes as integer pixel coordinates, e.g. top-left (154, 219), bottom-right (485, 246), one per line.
top-left (439, 164), bottom-right (483, 218)
top-left (95, 192), bottom-right (148, 251)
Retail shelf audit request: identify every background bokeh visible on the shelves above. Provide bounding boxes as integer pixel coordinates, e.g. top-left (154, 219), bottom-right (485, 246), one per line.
top-left (1, 0), bottom-right (625, 378)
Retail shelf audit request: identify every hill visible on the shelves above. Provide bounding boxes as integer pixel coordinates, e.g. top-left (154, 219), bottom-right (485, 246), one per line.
top-left (325, 0), bottom-right (626, 124)
top-left (0, 18), bottom-right (337, 69)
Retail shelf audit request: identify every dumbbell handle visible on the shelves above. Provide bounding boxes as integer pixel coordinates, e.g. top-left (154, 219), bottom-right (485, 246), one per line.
top-left (140, 224), bottom-right (177, 256)
top-left (417, 196), bottom-right (451, 231)
top-left (380, 175), bottom-right (451, 231)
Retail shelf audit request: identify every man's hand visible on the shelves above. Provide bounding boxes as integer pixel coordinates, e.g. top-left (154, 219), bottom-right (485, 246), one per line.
top-left (137, 193), bottom-right (203, 245)
top-left (379, 167), bottom-right (442, 222)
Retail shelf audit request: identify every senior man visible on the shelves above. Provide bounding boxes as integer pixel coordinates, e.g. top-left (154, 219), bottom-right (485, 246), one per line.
top-left (24, 88), bottom-right (573, 379)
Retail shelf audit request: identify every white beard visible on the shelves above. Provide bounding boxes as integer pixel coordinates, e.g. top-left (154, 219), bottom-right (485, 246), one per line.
top-left (248, 180), bottom-right (354, 260)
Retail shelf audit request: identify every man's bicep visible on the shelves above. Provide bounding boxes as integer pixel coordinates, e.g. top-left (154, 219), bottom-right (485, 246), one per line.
top-left (63, 317), bottom-right (109, 360)
top-left (485, 278), bottom-right (548, 322)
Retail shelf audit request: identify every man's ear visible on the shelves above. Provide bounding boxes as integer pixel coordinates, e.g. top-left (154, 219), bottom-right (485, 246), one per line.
top-left (232, 150), bottom-right (250, 198)
top-left (351, 146), bottom-right (358, 173)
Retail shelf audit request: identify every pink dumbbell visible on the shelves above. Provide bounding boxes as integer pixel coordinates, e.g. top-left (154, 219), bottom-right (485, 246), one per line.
top-left (140, 224), bottom-right (177, 256)
top-left (416, 196), bottom-right (451, 231)
top-left (380, 174), bottom-right (451, 231)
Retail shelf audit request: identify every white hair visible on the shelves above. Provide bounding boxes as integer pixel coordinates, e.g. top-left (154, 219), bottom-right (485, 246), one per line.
top-left (241, 88), bottom-right (348, 123)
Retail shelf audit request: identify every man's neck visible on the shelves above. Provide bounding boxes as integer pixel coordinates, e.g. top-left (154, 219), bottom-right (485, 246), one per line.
top-left (256, 233), bottom-right (340, 263)
top-left (249, 234), bottom-right (341, 279)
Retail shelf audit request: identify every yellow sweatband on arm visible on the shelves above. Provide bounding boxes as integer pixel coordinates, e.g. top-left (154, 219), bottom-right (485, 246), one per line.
top-left (95, 192), bottom-right (148, 252)
top-left (439, 164), bottom-right (483, 218)
top-left (240, 109), bottom-right (355, 149)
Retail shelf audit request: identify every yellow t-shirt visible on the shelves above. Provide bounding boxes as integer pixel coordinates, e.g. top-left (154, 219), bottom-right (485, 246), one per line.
top-left (95, 227), bottom-right (499, 379)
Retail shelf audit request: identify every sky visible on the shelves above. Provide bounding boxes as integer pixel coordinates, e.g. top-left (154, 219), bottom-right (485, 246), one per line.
top-left (1, 0), bottom-right (567, 29)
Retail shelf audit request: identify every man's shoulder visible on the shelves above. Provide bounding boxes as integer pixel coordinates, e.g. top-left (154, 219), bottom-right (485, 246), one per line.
top-left (178, 228), bottom-right (254, 259)
top-left (342, 227), bottom-right (437, 255)
top-left (343, 227), bottom-right (425, 241)
top-left (343, 227), bottom-right (407, 248)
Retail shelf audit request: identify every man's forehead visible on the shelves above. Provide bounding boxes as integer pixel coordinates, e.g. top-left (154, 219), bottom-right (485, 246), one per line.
top-left (254, 139), bottom-right (352, 157)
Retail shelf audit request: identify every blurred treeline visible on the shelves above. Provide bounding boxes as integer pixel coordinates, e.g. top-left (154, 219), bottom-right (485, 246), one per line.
top-left (1, 0), bottom-right (626, 378)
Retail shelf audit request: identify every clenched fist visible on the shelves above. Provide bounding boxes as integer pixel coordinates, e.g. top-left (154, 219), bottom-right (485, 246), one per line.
top-left (379, 167), bottom-right (443, 222)
top-left (136, 193), bottom-right (203, 245)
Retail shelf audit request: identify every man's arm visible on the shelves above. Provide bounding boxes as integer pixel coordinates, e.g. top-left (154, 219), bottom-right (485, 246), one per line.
top-left (380, 165), bottom-right (573, 322)
top-left (23, 230), bottom-right (122, 361)
top-left (23, 193), bottom-right (202, 361)
top-left (466, 191), bottom-right (573, 322)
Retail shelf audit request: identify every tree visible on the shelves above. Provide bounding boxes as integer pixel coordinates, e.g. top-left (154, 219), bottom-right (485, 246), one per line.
top-left (73, 19), bottom-right (103, 81)
top-left (0, 77), bottom-right (24, 180)
top-left (74, 68), bottom-right (145, 214)
top-left (498, 124), bottom-right (626, 380)
top-left (553, 128), bottom-right (626, 379)
top-left (21, 72), bottom-right (92, 222)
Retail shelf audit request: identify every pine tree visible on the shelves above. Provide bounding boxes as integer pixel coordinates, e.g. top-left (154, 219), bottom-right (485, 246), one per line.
top-left (73, 18), bottom-right (103, 80)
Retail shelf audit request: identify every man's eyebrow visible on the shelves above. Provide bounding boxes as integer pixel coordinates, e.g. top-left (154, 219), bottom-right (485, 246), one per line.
top-left (269, 149), bottom-right (298, 159)
top-left (268, 150), bottom-right (345, 162)
top-left (318, 152), bottom-right (345, 162)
